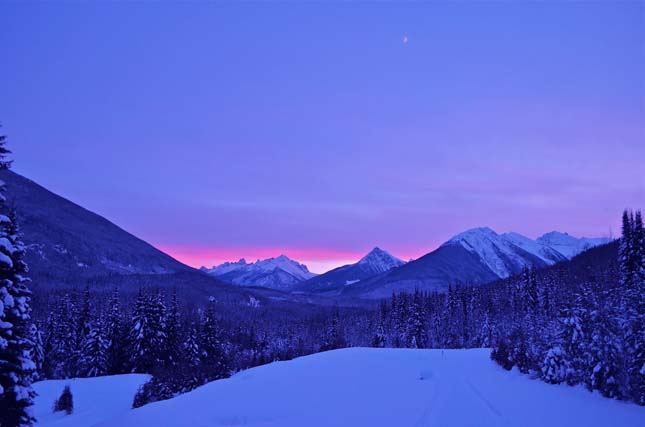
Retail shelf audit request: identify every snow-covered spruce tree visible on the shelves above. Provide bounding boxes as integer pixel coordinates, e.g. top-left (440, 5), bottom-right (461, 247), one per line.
top-left (632, 211), bottom-right (645, 405)
top-left (556, 303), bottom-right (588, 385)
top-left (620, 211), bottom-right (638, 289)
top-left (370, 301), bottom-right (387, 348)
top-left (29, 323), bottom-right (44, 381)
top-left (199, 300), bottom-right (229, 381)
top-left (129, 290), bottom-right (167, 373)
top-left (105, 287), bottom-right (126, 375)
top-left (541, 346), bottom-right (569, 384)
top-left (408, 290), bottom-right (427, 349)
top-left (0, 134), bottom-right (36, 427)
top-left (182, 324), bottom-right (201, 367)
top-left (588, 293), bottom-right (627, 399)
top-left (477, 313), bottom-right (493, 348)
top-left (164, 288), bottom-right (181, 367)
top-left (128, 289), bottom-right (150, 373)
top-left (320, 310), bottom-right (346, 352)
top-left (77, 286), bottom-right (91, 348)
top-left (41, 313), bottom-right (57, 379)
top-left (621, 210), bottom-right (645, 404)
top-left (50, 293), bottom-right (79, 378)
top-left (81, 320), bottom-right (108, 377)
top-left (148, 292), bottom-right (167, 368)
top-left (445, 285), bottom-right (462, 348)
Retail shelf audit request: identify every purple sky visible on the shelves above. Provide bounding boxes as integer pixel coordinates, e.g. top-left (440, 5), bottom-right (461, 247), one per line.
top-left (1, 2), bottom-right (643, 273)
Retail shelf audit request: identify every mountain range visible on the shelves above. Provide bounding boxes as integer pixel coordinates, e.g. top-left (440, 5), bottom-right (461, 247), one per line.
top-left (201, 255), bottom-right (316, 290)
top-left (338, 227), bottom-right (610, 298)
top-left (2, 169), bottom-right (611, 301)
top-left (207, 228), bottom-right (609, 297)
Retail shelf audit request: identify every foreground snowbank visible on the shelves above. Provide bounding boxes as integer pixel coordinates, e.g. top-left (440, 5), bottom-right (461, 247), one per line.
top-left (94, 348), bottom-right (642, 427)
top-left (32, 373), bottom-right (149, 427)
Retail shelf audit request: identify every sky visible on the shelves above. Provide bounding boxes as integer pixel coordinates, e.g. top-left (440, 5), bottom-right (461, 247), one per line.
top-left (1, 1), bottom-right (644, 273)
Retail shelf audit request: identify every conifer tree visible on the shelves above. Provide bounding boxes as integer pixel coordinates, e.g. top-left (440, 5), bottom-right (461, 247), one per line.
top-left (128, 290), bottom-right (167, 373)
top-left (49, 293), bottom-right (80, 378)
top-left (542, 345), bottom-right (568, 384)
top-left (164, 289), bottom-right (181, 367)
top-left (0, 133), bottom-right (36, 427)
top-left (320, 310), bottom-right (346, 352)
top-left (199, 300), bottom-right (228, 380)
top-left (371, 302), bottom-right (387, 348)
top-left (77, 286), bottom-right (91, 346)
top-left (148, 292), bottom-right (167, 368)
top-left (105, 287), bottom-right (125, 374)
top-left (42, 314), bottom-right (57, 379)
top-left (129, 289), bottom-right (150, 373)
top-left (29, 323), bottom-right (44, 381)
top-left (81, 320), bottom-right (108, 377)
top-left (182, 324), bottom-right (201, 367)
top-left (408, 290), bottom-right (427, 349)
top-left (624, 211), bottom-right (645, 404)
top-left (557, 304), bottom-right (587, 385)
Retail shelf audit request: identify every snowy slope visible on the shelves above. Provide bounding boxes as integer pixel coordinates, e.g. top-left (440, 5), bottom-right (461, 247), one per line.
top-left (443, 227), bottom-right (543, 278)
top-left (500, 232), bottom-right (567, 264)
top-left (537, 231), bottom-right (611, 259)
top-left (90, 348), bottom-right (642, 427)
top-left (443, 227), bottom-right (609, 279)
top-left (32, 374), bottom-right (150, 427)
top-left (201, 255), bottom-right (316, 290)
top-left (296, 247), bottom-right (404, 293)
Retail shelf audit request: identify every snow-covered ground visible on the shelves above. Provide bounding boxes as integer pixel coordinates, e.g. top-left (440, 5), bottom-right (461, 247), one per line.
top-left (33, 349), bottom-right (643, 427)
top-left (32, 374), bottom-right (149, 427)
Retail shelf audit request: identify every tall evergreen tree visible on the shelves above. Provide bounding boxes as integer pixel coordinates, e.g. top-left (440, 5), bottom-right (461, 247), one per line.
top-left (105, 287), bottom-right (125, 374)
top-left (182, 324), bottom-right (201, 367)
top-left (0, 133), bottom-right (36, 427)
top-left (129, 289), bottom-right (150, 373)
top-left (408, 290), bottom-right (427, 349)
top-left (320, 310), bottom-right (346, 352)
top-left (81, 320), bottom-right (108, 377)
top-left (199, 300), bottom-right (228, 380)
top-left (164, 289), bottom-right (181, 367)
top-left (29, 323), bottom-right (44, 381)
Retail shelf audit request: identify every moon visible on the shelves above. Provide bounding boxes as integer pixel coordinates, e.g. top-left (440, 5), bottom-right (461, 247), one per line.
top-left (403, 35), bottom-right (408, 44)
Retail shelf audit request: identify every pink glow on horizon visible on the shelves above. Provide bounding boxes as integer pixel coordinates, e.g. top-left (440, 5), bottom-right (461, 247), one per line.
top-left (157, 244), bottom-right (435, 274)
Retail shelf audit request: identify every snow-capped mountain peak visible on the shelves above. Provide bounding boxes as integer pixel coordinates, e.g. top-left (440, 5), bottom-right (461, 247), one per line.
top-left (441, 227), bottom-right (609, 279)
top-left (201, 255), bottom-right (316, 290)
top-left (252, 255), bottom-right (314, 279)
top-left (442, 227), bottom-right (525, 278)
top-left (357, 247), bottom-right (405, 274)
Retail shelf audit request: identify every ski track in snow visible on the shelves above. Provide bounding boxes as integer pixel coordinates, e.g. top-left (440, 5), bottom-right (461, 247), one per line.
top-left (32, 349), bottom-right (644, 427)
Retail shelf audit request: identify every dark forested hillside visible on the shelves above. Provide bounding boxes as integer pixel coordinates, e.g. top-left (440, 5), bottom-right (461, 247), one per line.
top-left (0, 170), bottom-right (192, 281)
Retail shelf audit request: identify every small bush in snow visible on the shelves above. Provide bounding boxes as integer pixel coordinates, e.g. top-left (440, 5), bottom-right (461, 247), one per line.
top-left (53, 385), bottom-right (74, 415)
top-left (542, 346), bottom-right (569, 384)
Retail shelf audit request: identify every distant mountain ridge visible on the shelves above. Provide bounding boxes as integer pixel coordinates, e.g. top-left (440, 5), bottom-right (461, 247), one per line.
top-left (324, 228), bottom-right (610, 299)
top-left (201, 255), bottom-right (317, 290)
